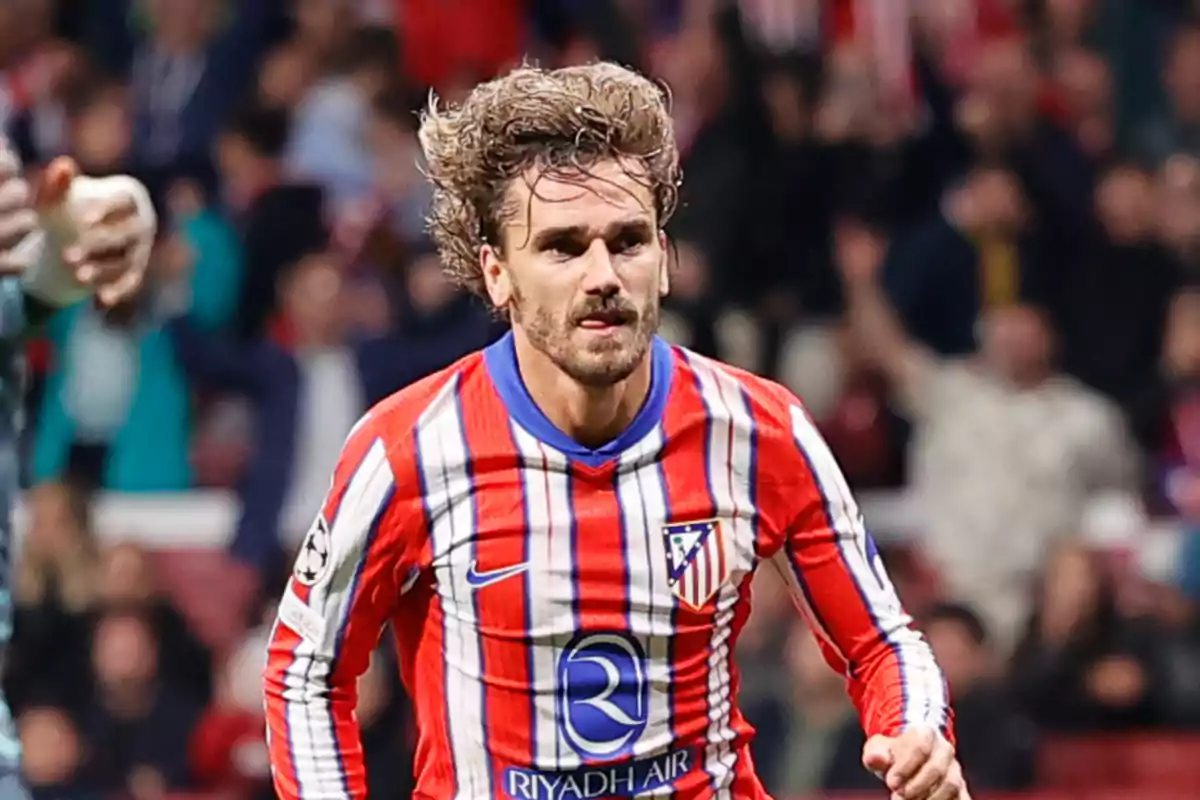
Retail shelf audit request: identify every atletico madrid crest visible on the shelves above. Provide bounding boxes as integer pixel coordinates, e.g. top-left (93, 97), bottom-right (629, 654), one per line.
top-left (663, 519), bottom-right (729, 610)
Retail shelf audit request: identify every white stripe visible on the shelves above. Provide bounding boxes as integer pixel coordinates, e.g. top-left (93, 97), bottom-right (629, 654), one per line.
top-left (687, 354), bottom-right (759, 796)
top-left (276, 438), bottom-right (394, 799)
top-left (511, 423), bottom-right (577, 771)
top-left (616, 426), bottom-right (678, 783)
top-left (417, 377), bottom-right (492, 799)
top-left (787, 404), bottom-right (948, 732)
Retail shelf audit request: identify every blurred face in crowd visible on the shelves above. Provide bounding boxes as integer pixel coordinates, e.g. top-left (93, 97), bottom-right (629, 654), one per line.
top-left (1164, 290), bottom-right (1200, 378)
top-left (952, 167), bottom-right (1027, 237)
top-left (407, 253), bottom-right (455, 317)
top-left (482, 160), bottom-right (669, 388)
top-left (979, 305), bottom-right (1053, 386)
top-left (1096, 166), bottom-right (1154, 244)
top-left (71, 91), bottom-right (131, 173)
top-left (19, 707), bottom-right (83, 788)
top-left (295, 0), bottom-right (351, 59)
top-left (1167, 29), bottom-right (1200, 123)
top-left (1055, 48), bottom-right (1113, 157)
top-left (926, 618), bottom-right (986, 694)
top-left (760, 69), bottom-right (809, 144)
top-left (1156, 154), bottom-right (1200, 252)
top-left (283, 255), bottom-right (345, 346)
top-left (93, 614), bottom-right (159, 702)
top-left (967, 38), bottom-right (1039, 137)
top-left (259, 44), bottom-right (317, 109)
top-left (1045, 0), bottom-right (1095, 47)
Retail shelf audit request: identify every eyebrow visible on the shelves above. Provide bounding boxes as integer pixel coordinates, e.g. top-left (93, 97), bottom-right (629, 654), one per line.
top-left (530, 217), bottom-right (655, 250)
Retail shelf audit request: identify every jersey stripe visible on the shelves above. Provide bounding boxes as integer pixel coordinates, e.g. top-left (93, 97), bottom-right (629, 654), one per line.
top-left (615, 425), bottom-right (677, 769)
top-left (267, 436), bottom-right (395, 800)
top-left (510, 424), bottom-right (575, 771)
top-left (459, 388), bottom-right (534, 781)
top-left (783, 404), bottom-right (949, 736)
top-left (415, 377), bottom-right (492, 798)
top-left (685, 354), bottom-right (758, 797)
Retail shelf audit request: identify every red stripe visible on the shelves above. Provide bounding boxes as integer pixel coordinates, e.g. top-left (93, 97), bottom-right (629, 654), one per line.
top-left (570, 458), bottom-right (627, 634)
top-left (459, 385), bottom-right (535, 782)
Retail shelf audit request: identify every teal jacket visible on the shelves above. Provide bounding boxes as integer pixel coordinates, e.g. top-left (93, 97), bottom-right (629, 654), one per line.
top-left (32, 210), bottom-right (242, 490)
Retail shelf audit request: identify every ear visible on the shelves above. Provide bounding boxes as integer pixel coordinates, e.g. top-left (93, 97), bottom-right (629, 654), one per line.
top-left (480, 243), bottom-right (512, 310)
top-left (657, 230), bottom-right (670, 298)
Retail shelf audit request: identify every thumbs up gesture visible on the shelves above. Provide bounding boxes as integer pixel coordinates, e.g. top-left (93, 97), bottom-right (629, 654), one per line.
top-left (0, 146), bottom-right (156, 307)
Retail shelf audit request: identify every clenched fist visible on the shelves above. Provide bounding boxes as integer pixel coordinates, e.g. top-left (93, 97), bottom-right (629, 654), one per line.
top-left (863, 726), bottom-right (971, 800)
top-left (0, 146), bottom-right (155, 307)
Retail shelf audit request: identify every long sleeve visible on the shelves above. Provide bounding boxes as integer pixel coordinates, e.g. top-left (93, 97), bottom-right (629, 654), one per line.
top-left (771, 404), bottom-right (953, 741)
top-left (264, 415), bottom-right (411, 800)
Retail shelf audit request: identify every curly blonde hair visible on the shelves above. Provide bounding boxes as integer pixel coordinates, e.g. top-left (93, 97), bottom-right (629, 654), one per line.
top-left (418, 62), bottom-right (682, 299)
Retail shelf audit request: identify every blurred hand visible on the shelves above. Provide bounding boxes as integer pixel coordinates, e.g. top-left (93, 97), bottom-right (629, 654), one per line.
top-left (0, 148), bottom-right (39, 273)
top-left (40, 156), bottom-right (157, 306)
top-left (863, 726), bottom-right (970, 800)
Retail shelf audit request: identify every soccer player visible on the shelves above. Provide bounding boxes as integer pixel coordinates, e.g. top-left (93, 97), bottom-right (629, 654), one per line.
top-left (0, 148), bottom-right (156, 797)
top-left (265, 63), bottom-right (968, 800)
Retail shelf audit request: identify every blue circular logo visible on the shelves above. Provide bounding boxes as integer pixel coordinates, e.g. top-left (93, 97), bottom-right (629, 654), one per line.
top-left (557, 632), bottom-right (648, 760)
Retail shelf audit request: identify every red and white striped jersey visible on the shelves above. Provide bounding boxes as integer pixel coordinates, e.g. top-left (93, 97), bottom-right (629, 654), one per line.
top-left (264, 333), bottom-right (951, 800)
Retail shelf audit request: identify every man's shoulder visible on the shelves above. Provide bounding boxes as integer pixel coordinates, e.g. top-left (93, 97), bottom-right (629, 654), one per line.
top-left (670, 346), bottom-right (809, 451)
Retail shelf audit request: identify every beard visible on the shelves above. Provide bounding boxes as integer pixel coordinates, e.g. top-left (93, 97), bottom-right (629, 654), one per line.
top-left (511, 283), bottom-right (660, 388)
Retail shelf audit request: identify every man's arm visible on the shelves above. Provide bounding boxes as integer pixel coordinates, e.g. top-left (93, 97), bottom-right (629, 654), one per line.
top-left (773, 404), bottom-right (951, 739)
top-left (264, 415), bottom-right (410, 800)
top-left (771, 403), bottom-right (969, 798)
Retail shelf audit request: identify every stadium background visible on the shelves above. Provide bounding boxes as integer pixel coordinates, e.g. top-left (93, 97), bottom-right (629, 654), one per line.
top-left (3, 0), bottom-right (1200, 798)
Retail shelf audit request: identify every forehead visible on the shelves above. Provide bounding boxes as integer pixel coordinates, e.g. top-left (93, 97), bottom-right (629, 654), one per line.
top-left (502, 159), bottom-right (657, 244)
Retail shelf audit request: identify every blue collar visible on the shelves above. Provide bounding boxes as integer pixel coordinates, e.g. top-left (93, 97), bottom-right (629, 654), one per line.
top-left (483, 331), bottom-right (674, 467)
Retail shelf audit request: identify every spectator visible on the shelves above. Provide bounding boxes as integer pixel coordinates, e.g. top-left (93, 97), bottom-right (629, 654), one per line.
top-left (1011, 543), bottom-right (1164, 731)
top-left (79, 610), bottom-right (200, 797)
top-left (217, 101), bottom-right (327, 341)
top-left (881, 165), bottom-right (1040, 357)
top-left (190, 624), bottom-right (271, 799)
top-left (95, 543), bottom-right (212, 705)
top-left (839, 221), bottom-right (1139, 651)
top-left (29, 174), bottom-right (242, 492)
top-left (8, 483), bottom-right (97, 714)
top-left (1133, 23), bottom-right (1200, 168)
top-left (83, 0), bottom-right (283, 200)
top-left (1057, 163), bottom-right (1180, 404)
top-left (285, 26), bottom-right (400, 215)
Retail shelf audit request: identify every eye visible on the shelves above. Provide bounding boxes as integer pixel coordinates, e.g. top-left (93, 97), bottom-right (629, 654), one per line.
top-left (542, 238), bottom-right (586, 259)
top-left (610, 231), bottom-right (649, 255)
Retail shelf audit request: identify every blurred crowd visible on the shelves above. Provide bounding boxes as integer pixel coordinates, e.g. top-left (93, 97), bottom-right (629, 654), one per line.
top-left (4, 0), bottom-right (1200, 798)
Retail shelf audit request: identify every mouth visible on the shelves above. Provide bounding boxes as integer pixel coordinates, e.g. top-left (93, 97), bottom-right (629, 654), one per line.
top-left (577, 308), bottom-right (635, 330)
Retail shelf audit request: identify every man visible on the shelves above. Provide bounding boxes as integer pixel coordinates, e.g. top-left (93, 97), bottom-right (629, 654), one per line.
top-left (0, 149), bottom-right (157, 796)
top-left (264, 63), bottom-right (966, 800)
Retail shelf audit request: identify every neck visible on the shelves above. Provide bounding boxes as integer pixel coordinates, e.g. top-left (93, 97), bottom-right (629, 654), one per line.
top-left (512, 328), bottom-right (653, 449)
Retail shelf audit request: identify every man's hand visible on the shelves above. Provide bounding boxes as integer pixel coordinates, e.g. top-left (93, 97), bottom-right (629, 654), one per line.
top-left (0, 147), bottom-right (156, 307)
top-left (863, 727), bottom-right (970, 800)
top-left (0, 148), bottom-right (38, 273)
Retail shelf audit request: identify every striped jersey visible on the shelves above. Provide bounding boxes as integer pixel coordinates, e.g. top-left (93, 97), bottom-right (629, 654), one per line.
top-left (264, 332), bottom-right (952, 800)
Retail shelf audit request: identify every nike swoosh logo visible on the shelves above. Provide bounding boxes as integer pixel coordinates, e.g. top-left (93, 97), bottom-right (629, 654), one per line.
top-left (465, 560), bottom-right (529, 589)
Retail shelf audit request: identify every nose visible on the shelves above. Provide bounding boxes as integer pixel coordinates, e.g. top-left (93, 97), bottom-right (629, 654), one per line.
top-left (580, 239), bottom-right (621, 295)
